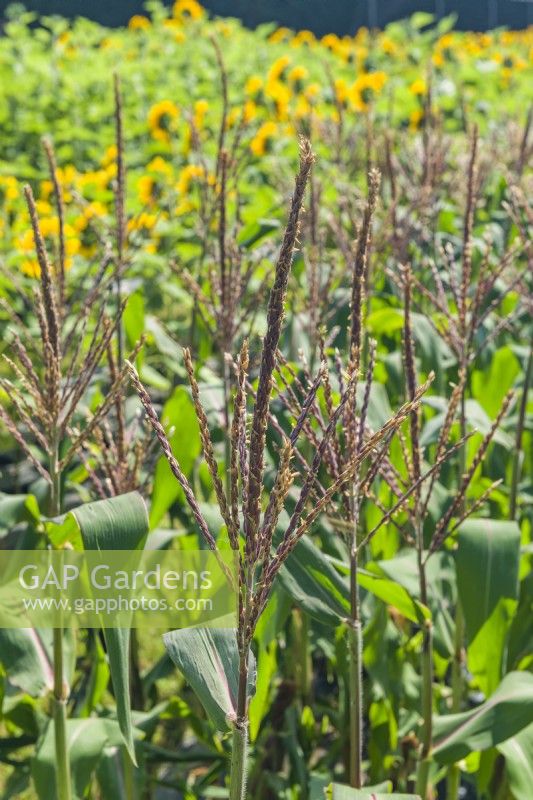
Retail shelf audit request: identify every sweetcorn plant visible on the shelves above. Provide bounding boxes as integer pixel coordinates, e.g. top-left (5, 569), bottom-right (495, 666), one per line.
top-left (128, 141), bottom-right (438, 799)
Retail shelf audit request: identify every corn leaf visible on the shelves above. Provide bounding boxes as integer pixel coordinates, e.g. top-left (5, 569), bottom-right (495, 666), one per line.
top-left (455, 518), bottom-right (521, 695)
top-left (310, 778), bottom-right (393, 800)
top-left (278, 535), bottom-right (350, 624)
top-left (149, 387), bottom-right (202, 527)
top-left (32, 718), bottom-right (126, 800)
top-left (163, 628), bottom-right (256, 730)
top-left (0, 491), bottom-right (40, 530)
top-left (249, 641), bottom-right (277, 742)
top-left (456, 519), bottom-right (521, 641)
top-left (0, 628), bottom-right (54, 697)
top-left (0, 627), bottom-right (75, 698)
top-left (327, 784), bottom-right (420, 799)
top-left (432, 671), bottom-right (533, 763)
top-left (497, 721), bottom-right (533, 800)
top-left (279, 535), bottom-right (429, 625)
top-left (73, 491), bottom-right (149, 764)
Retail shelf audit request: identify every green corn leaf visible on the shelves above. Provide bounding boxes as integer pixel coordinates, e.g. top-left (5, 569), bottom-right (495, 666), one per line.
top-left (367, 307), bottom-right (404, 336)
top-left (237, 217), bottom-right (280, 249)
top-left (249, 641), bottom-right (277, 742)
top-left (78, 635), bottom-right (109, 718)
top-left (472, 345), bottom-right (520, 418)
top-left (310, 778), bottom-right (393, 800)
top-left (456, 518), bottom-right (521, 637)
top-left (278, 535), bottom-right (350, 624)
top-left (373, 550), bottom-right (454, 654)
top-left (32, 718), bottom-right (126, 800)
top-left (72, 492), bottom-right (149, 552)
top-left (0, 627), bottom-right (75, 698)
top-left (357, 568), bottom-right (430, 624)
top-left (95, 746), bottom-right (129, 800)
top-left (99, 629), bottom-right (136, 762)
top-left (432, 671), bottom-right (533, 763)
top-left (455, 518), bottom-right (521, 695)
top-left (163, 628), bottom-right (256, 731)
top-left (123, 290), bottom-right (145, 358)
top-left (146, 314), bottom-right (183, 361)
top-left (0, 628), bottom-right (54, 696)
top-left (0, 491), bottom-right (40, 531)
top-left (279, 535), bottom-right (429, 625)
top-left (327, 784), bottom-right (420, 799)
top-left (149, 386), bottom-right (202, 527)
top-left (497, 721), bottom-right (533, 800)
top-left (507, 571), bottom-right (533, 671)
top-left (73, 491), bottom-right (149, 764)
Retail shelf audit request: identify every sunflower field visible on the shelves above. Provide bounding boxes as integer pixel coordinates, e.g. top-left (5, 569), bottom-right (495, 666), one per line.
top-left (0, 1), bottom-right (532, 799)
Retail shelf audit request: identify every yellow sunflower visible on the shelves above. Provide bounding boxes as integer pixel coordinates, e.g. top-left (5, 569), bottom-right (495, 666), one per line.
top-left (176, 164), bottom-right (205, 195)
top-left (410, 78), bottom-right (427, 96)
top-left (250, 121), bottom-right (278, 157)
top-left (128, 15), bottom-right (151, 31)
top-left (193, 99), bottom-right (209, 129)
top-left (245, 75), bottom-right (263, 97)
top-left (172, 0), bottom-right (205, 22)
top-left (148, 100), bottom-right (180, 144)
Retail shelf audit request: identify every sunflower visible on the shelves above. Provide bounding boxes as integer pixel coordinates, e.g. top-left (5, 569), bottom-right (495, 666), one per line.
top-left (0, 176), bottom-right (19, 202)
top-left (305, 83), bottom-right (321, 104)
top-left (349, 71), bottom-right (387, 111)
top-left (147, 156), bottom-right (173, 176)
top-left (128, 211), bottom-right (158, 233)
top-left (321, 33), bottom-right (340, 51)
top-left (288, 65), bottom-right (308, 92)
top-left (138, 176), bottom-right (156, 206)
top-left (268, 27), bottom-right (291, 45)
top-left (409, 109), bottom-right (424, 131)
top-left (17, 217), bottom-right (79, 277)
top-left (73, 201), bottom-right (108, 233)
top-left (245, 75), bottom-right (263, 97)
top-left (250, 121), bottom-right (278, 157)
top-left (243, 100), bottom-right (257, 123)
top-left (410, 78), bottom-right (427, 96)
top-left (268, 55), bottom-right (291, 83)
top-left (380, 35), bottom-right (397, 55)
top-left (21, 259), bottom-right (40, 279)
top-left (176, 164), bottom-right (205, 195)
top-left (291, 30), bottom-right (315, 47)
top-left (128, 15), bottom-right (151, 31)
top-left (101, 145), bottom-right (117, 166)
top-left (172, 0), bottom-right (204, 22)
top-left (265, 79), bottom-right (291, 120)
top-left (193, 99), bottom-right (209, 130)
top-left (148, 100), bottom-right (180, 144)
top-left (334, 78), bottom-right (349, 105)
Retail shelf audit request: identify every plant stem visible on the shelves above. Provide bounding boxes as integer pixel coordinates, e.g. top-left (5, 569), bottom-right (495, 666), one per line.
top-left (509, 345), bottom-right (532, 520)
top-left (447, 372), bottom-right (469, 798)
top-left (415, 525), bottom-right (433, 800)
top-left (348, 550), bottom-right (363, 788)
top-left (292, 609), bottom-right (311, 702)
top-left (50, 441), bottom-right (72, 800)
top-left (229, 723), bottom-right (248, 800)
top-left (123, 745), bottom-right (136, 800)
top-left (222, 353), bottom-right (232, 502)
top-left (53, 628), bottom-right (70, 800)
top-left (347, 479), bottom-right (363, 789)
top-left (300, 611), bottom-right (311, 702)
top-left (229, 651), bottom-right (249, 800)
top-left (447, 600), bottom-right (465, 799)
top-left (114, 73), bottom-right (125, 369)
